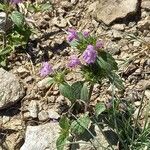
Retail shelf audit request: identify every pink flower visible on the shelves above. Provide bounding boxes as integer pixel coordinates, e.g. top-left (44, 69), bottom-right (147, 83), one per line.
top-left (82, 45), bottom-right (97, 64)
top-left (10, 0), bottom-right (22, 4)
top-left (67, 55), bottom-right (81, 68)
top-left (40, 62), bottom-right (53, 77)
top-left (83, 31), bottom-right (90, 38)
top-left (96, 40), bottom-right (104, 49)
top-left (67, 28), bottom-right (78, 42)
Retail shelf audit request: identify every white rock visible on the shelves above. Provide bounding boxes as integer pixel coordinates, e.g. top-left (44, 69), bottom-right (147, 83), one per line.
top-left (2, 116), bottom-right (10, 124)
top-left (20, 123), bottom-right (60, 150)
top-left (95, 0), bottom-right (139, 25)
top-left (137, 17), bottom-right (150, 30)
top-left (112, 24), bottom-right (125, 31)
top-left (37, 77), bottom-right (52, 89)
top-left (38, 110), bottom-right (49, 121)
top-left (141, 1), bottom-right (150, 11)
top-left (145, 90), bottom-right (150, 100)
top-left (48, 109), bottom-right (60, 119)
top-left (134, 101), bottom-right (141, 107)
top-left (133, 41), bottom-right (141, 47)
top-left (28, 100), bottom-right (38, 118)
top-left (112, 30), bottom-right (122, 39)
top-left (0, 68), bottom-right (25, 109)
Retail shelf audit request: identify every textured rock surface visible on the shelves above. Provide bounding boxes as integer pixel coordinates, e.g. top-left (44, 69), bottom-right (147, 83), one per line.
top-left (20, 123), bottom-right (60, 150)
top-left (0, 68), bottom-right (25, 109)
top-left (95, 0), bottom-right (139, 25)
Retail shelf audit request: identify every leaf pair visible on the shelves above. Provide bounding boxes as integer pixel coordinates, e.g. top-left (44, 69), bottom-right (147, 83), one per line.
top-left (59, 81), bottom-right (89, 103)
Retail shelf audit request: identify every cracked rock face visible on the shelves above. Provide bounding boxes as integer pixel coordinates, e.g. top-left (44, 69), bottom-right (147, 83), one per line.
top-left (20, 123), bottom-right (60, 150)
top-left (94, 0), bottom-right (139, 25)
top-left (0, 68), bottom-right (25, 109)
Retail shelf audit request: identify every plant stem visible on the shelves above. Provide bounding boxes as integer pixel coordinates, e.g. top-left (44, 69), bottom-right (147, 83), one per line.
top-left (131, 90), bottom-right (146, 148)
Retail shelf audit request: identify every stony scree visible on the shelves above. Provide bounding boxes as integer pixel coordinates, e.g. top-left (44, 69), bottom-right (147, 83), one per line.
top-left (0, 68), bottom-right (25, 109)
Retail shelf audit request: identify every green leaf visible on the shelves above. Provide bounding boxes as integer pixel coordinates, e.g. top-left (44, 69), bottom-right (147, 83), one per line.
top-left (97, 51), bottom-right (118, 73)
top-left (80, 84), bottom-right (89, 102)
top-left (59, 83), bottom-right (75, 102)
top-left (108, 72), bottom-right (124, 90)
top-left (95, 102), bottom-right (106, 118)
top-left (71, 113), bottom-right (90, 135)
top-left (71, 81), bottom-right (84, 100)
top-left (56, 130), bottom-right (69, 150)
top-left (10, 11), bottom-right (24, 27)
top-left (59, 116), bottom-right (70, 129)
top-left (0, 4), bottom-right (4, 11)
top-left (41, 3), bottom-right (52, 12)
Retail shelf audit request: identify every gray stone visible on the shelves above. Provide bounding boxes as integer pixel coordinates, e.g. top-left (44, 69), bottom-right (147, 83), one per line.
top-left (95, 0), bottom-right (139, 25)
top-left (28, 100), bottom-right (38, 118)
top-left (0, 68), bottom-right (25, 109)
top-left (20, 123), bottom-right (60, 150)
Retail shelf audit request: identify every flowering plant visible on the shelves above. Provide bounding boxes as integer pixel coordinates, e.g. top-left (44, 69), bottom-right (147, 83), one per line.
top-left (40, 29), bottom-right (124, 150)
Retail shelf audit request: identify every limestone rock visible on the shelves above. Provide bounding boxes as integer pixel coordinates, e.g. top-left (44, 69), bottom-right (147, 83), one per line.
top-left (0, 68), bottom-right (25, 109)
top-left (20, 123), bottom-right (60, 150)
top-left (95, 0), bottom-right (139, 25)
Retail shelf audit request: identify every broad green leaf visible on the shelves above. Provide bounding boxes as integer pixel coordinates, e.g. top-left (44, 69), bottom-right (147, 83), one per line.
top-left (71, 113), bottom-right (90, 135)
top-left (10, 11), bottom-right (24, 27)
top-left (71, 81), bottom-right (84, 99)
top-left (56, 130), bottom-right (69, 150)
top-left (80, 84), bottom-right (89, 102)
top-left (59, 83), bottom-right (75, 102)
top-left (95, 102), bottom-right (106, 118)
top-left (97, 51), bottom-right (118, 73)
top-left (0, 4), bottom-right (4, 11)
top-left (59, 116), bottom-right (70, 129)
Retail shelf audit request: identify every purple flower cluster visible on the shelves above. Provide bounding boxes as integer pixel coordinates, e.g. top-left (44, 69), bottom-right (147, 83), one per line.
top-left (67, 29), bottom-right (78, 42)
top-left (67, 55), bottom-right (81, 68)
top-left (82, 45), bottom-right (97, 64)
top-left (10, 0), bottom-right (22, 4)
top-left (40, 62), bottom-right (53, 77)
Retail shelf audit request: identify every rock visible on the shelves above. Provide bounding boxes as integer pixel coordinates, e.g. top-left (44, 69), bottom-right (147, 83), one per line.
top-left (48, 109), bottom-right (60, 119)
top-left (38, 110), bottom-right (49, 121)
top-left (141, 1), bottom-right (150, 11)
top-left (37, 77), bottom-right (52, 89)
top-left (88, 1), bottom-right (99, 13)
top-left (2, 116), bottom-right (10, 124)
top-left (95, 0), bottom-right (139, 25)
top-left (133, 41), bottom-right (141, 47)
top-left (112, 30), bottom-right (122, 40)
top-left (0, 68), bottom-right (25, 109)
top-left (112, 24), bottom-right (125, 31)
top-left (137, 17), bottom-right (150, 30)
top-left (106, 41), bottom-right (121, 55)
top-left (28, 100), bottom-right (38, 118)
top-left (52, 17), bottom-right (67, 28)
top-left (0, 12), bottom-right (12, 32)
top-left (20, 123), bottom-right (60, 150)
top-left (145, 90), bottom-right (150, 100)
top-left (134, 101), bottom-right (141, 107)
